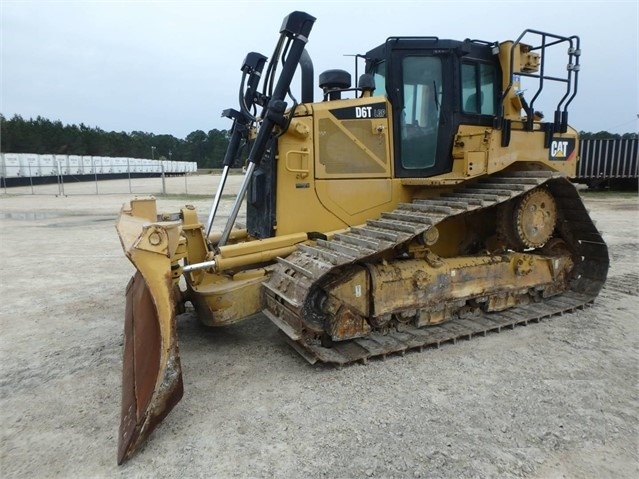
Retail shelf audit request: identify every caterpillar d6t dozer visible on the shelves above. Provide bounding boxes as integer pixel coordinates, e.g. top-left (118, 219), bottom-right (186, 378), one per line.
top-left (116, 11), bottom-right (609, 463)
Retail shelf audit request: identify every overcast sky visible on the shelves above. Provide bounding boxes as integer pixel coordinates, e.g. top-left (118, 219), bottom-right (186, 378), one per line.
top-left (1, 0), bottom-right (637, 139)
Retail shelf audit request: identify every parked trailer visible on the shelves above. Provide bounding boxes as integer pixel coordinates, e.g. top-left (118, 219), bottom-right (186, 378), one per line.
top-left (575, 138), bottom-right (638, 189)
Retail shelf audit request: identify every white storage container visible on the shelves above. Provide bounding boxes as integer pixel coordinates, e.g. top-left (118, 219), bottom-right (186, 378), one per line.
top-left (39, 155), bottom-right (57, 176)
top-left (54, 155), bottom-right (69, 175)
top-left (101, 157), bottom-right (113, 173)
top-left (3, 153), bottom-right (23, 177)
top-left (127, 158), bottom-right (138, 173)
top-left (141, 159), bottom-right (151, 173)
top-left (82, 156), bottom-right (94, 174)
top-left (113, 157), bottom-right (127, 173)
top-left (23, 154), bottom-right (39, 176)
top-left (68, 155), bottom-right (82, 175)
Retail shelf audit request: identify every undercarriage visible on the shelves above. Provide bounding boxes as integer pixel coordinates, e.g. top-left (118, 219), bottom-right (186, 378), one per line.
top-left (263, 172), bottom-right (609, 364)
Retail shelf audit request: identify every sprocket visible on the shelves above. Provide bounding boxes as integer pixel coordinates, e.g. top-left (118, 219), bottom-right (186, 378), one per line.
top-left (498, 188), bottom-right (557, 250)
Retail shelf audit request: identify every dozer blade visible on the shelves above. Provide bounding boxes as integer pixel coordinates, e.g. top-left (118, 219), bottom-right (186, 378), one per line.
top-left (118, 271), bottom-right (183, 464)
top-left (116, 201), bottom-right (184, 464)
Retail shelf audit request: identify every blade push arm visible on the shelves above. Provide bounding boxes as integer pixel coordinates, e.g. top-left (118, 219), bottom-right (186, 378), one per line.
top-left (218, 12), bottom-right (316, 247)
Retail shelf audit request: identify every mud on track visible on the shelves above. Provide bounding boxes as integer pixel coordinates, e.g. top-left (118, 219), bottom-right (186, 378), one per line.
top-left (0, 177), bottom-right (637, 478)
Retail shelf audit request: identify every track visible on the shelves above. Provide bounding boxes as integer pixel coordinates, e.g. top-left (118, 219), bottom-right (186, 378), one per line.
top-left (263, 171), bottom-right (609, 365)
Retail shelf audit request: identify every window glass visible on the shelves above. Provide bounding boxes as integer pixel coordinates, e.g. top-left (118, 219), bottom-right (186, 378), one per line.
top-left (401, 56), bottom-right (442, 170)
top-left (479, 63), bottom-right (495, 115)
top-left (370, 61), bottom-right (386, 96)
top-left (461, 62), bottom-right (495, 115)
top-left (461, 63), bottom-right (478, 113)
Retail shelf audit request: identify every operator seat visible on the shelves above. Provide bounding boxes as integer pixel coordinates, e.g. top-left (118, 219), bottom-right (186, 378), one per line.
top-left (465, 92), bottom-right (484, 113)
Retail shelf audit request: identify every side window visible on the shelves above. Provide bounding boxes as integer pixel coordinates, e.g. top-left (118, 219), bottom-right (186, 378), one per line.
top-left (401, 56), bottom-right (442, 170)
top-left (373, 72), bottom-right (386, 95)
top-left (372, 61), bottom-right (386, 97)
top-left (461, 62), bottom-right (495, 115)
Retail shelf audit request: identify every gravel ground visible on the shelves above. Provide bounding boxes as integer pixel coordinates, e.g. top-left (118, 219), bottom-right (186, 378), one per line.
top-left (0, 175), bottom-right (637, 478)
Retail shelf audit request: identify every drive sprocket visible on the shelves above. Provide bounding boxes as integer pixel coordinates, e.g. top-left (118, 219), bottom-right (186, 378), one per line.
top-left (499, 188), bottom-right (557, 250)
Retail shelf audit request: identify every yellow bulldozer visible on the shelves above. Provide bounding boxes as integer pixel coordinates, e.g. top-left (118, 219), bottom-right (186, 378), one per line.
top-left (115, 11), bottom-right (609, 463)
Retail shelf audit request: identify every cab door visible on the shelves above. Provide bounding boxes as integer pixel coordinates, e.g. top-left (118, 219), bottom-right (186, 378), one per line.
top-left (389, 52), bottom-right (456, 178)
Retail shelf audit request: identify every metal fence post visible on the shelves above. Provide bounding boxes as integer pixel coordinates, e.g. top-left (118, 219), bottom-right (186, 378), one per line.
top-left (28, 162), bottom-right (34, 194)
top-left (1, 159), bottom-right (6, 195)
top-left (161, 161), bottom-right (166, 195)
top-left (96, 158), bottom-right (100, 194)
top-left (127, 158), bottom-right (132, 194)
top-left (56, 160), bottom-right (63, 196)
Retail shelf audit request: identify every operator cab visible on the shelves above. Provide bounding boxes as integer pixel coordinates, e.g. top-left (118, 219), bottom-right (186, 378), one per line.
top-left (365, 38), bottom-right (500, 178)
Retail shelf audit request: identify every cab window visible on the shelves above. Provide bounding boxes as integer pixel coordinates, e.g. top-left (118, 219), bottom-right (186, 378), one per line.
top-left (401, 56), bottom-right (442, 169)
top-left (461, 62), bottom-right (496, 115)
top-left (372, 62), bottom-right (386, 96)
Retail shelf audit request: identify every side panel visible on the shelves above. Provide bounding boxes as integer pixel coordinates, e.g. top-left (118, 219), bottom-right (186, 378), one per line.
top-left (486, 128), bottom-right (578, 177)
top-left (314, 98), bottom-right (391, 180)
top-left (314, 178), bottom-right (394, 224)
top-left (272, 116), bottom-right (348, 236)
top-left (311, 97), bottom-right (409, 227)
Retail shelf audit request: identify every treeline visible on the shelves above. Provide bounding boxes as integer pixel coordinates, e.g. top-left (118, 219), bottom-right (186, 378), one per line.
top-left (1, 114), bottom-right (636, 168)
top-left (579, 131), bottom-right (637, 140)
top-left (0, 114), bottom-right (232, 169)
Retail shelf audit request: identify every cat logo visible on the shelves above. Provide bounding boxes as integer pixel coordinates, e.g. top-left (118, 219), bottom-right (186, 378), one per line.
top-left (551, 140), bottom-right (569, 157)
top-left (549, 138), bottom-right (576, 161)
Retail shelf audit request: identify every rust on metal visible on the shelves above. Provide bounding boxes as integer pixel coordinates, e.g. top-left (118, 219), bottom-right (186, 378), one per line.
top-left (117, 271), bottom-right (183, 465)
top-left (264, 174), bottom-right (609, 365)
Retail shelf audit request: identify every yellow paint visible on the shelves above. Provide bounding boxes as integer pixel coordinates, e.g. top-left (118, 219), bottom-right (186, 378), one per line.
top-left (117, 39), bottom-right (583, 332)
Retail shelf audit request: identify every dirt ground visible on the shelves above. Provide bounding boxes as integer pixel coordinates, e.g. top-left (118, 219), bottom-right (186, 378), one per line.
top-left (0, 175), bottom-right (637, 478)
